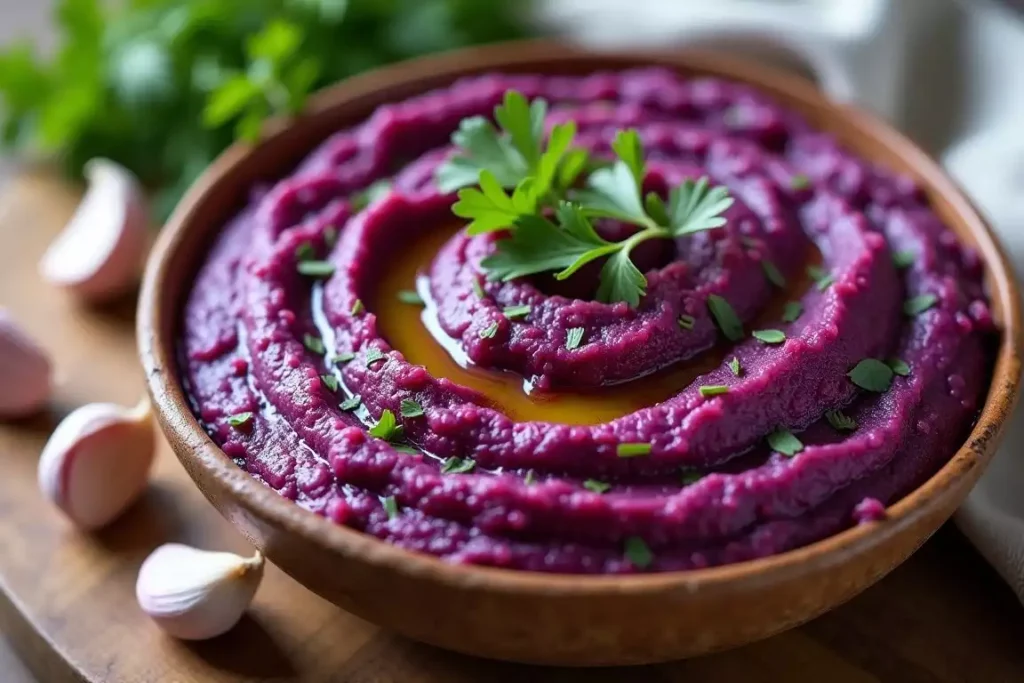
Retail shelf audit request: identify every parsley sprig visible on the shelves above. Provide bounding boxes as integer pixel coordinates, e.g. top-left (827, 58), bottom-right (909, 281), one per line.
top-left (439, 94), bottom-right (734, 308)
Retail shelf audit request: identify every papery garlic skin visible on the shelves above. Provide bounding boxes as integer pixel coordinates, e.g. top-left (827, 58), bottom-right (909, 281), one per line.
top-left (39, 158), bottom-right (149, 302)
top-left (38, 398), bottom-right (155, 530)
top-left (0, 309), bottom-right (51, 418)
top-left (136, 543), bottom-right (265, 640)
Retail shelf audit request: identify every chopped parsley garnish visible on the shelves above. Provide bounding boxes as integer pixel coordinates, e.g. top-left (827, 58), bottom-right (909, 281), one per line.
top-left (752, 329), bottom-right (786, 345)
top-left (440, 457), bottom-right (476, 474)
top-left (524, 469), bottom-right (537, 485)
top-left (339, 395), bottom-right (361, 412)
top-left (392, 444), bottom-right (420, 454)
top-left (565, 327), bottom-right (585, 350)
top-left (761, 260), bottom-right (786, 288)
top-left (888, 358), bottom-right (911, 376)
top-left (767, 427), bottom-right (803, 457)
top-left (583, 479), bottom-right (611, 494)
top-left (728, 356), bottom-right (742, 376)
top-left (364, 347), bottom-right (386, 367)
top-left (502, 304), bottom-right (532, 320)
top-left (617, 442), bottom-right (652, 458)
top-left (351, 179), bottom-right (392, 211)
top-left (707, 294), bottom-right (744, 341)
top-left (330, 351), bottom-right (355, 364)
top-left (825, 409), bottom-right (857, 432)
top-left (790, 174), bottom-right (811, 190)
top-left (303, 334), bottom-right (325, 355)
top-left (227, 412), bottom-right (253, 428)
top-left (297, 260), bottom-right (335, 278)
top-left (848, 358), bottom-right (894, 392)
top-left (471, 277), bottom-right (486, 299)
top-left (479, 321), bottom-right (499, 339)
top-left (350, 299), bottom-right (364, 316)
top-left (397, 290), bottom-right (424, 305)
top-left (904, 294), bottom-right (937, 317)
top-left (382, 495), bottom-right (399, 520)
top-left (368, 409), bottom-right (403, 441)
top-left (624, 536), bottom-right (654, 569)
top-left (295, 241), bottom-right (315, 262)
top-left (677, 314), bottom-right (695, 330)
top-left (400, 399), bottom-right (424, 418)
top-left (441, 94), bottom-right (734, 307)
top-left (892, 249), bottom-right (915, 269)
top-left (699, 385), bottom-right (730, 398)
top-left (681, 470), bottom-right (704, 485)
top-left (782, 301), bottom-right (803, 323)
top-left (323, 226), bottom-right (339, 249)
top-left (807, 265), bottom-right (834, 291)
top-left (320, 374), bottom-right (339, 392)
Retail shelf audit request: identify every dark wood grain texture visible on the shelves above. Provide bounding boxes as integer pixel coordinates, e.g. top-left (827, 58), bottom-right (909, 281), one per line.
top-left (137, 43), bottom-right (1022, 666)
top-left (2, 171), bottom-right (1024, 682)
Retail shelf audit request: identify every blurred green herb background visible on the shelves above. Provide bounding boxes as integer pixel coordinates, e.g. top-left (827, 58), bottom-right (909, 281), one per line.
top-left (0, 0), bottom-right (533, 220)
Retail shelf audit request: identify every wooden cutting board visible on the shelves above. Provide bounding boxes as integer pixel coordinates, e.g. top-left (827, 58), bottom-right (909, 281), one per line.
top-left (2, 171), bottom-right (1024, 683)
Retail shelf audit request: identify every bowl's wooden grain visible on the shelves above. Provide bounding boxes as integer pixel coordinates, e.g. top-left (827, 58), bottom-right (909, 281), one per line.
top-left (137, 41), bottom-right (1022, 666)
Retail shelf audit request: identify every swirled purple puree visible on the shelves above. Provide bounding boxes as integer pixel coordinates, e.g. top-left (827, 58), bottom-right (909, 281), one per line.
top-left (181, 69), bottom-right (994, 574)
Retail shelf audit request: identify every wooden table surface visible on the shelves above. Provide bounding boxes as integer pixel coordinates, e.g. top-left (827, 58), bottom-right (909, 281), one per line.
top-left (2, 172), bottom-right (1024, 683)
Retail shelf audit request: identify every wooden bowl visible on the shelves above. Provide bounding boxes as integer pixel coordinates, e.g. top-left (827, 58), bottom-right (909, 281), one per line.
top-left (137, 41), bottom-right (1022, 666)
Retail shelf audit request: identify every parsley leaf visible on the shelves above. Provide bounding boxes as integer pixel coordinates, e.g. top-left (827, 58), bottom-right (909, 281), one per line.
top-left (888, 358), bottom-right (911, 376)
top-left (667, 176), bottom-right (734, 236)
top-left (479, 321), bottom-right (499, 339)
top-left (761, 259), bottom-right (786, 288)
top-left (382, 495), bottom-right (399, 520)
top-left (436, 116), bottom-right (526, 193)
top-left (303, 334), bottom-right (325, 355)
top-left (825, 409), bottom-right (857, 432)
top-left (369, 409), bottom-right (403, 441)
top-left (583, 479), bottom-right (611, 494)
top-left (440, 457), bottom-right (476, 474)
top-left (502, 304), bottom-right (531, 319)
top-left (678, 314), bottom-right (696, 330)
top-left (565, 327), bottom-right (585, 350)
top-left (481, 205), bottom-right (615, 283)
top-left (596, 248), bottom-right (647, 308)
top-left (848, 359), bottom-right (894, 392)
top-left (617, 442), bottom-right (651, 458)
top-left (699, 385), bottom-right (729, 397)
top-left (904, 294), bottom-right (937, 317)
top-left (339, 395), bottom-right (361, 412)
top-left (767, 428), bottom-right (803, 456)
top-left (452, 171), bottom-right (537, 235)
top-left (624, 536), bottom-right (654, 569)
top-left (728, 357), bottom-right (742, 376)
top-left (227, 412), bottom-right (254, 428)
top-left (397, 290), bottom-right (424, 305)
top-left (752, 329), bottom-right (786, 345)
top-left (707, 294), bottom-right (744, 341)
top-left (400, 399), bottom-right (424, 418)
top-left (782, 301), bottom-right (803, 323)
top-left (892, 249), bottom-right (915, 269)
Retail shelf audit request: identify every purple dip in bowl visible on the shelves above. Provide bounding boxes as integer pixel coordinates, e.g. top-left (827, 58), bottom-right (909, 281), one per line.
top-left (179, 69), bottom-right (994, 574)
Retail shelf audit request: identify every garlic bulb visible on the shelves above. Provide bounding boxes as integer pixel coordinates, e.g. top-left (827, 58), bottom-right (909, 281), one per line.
top-left (136, 543), bottom-right (265, 640)
top-left (39, 158), bottom-right (149, 302)
top-left (38, 397), bottom-right (155, 530)
top-left (0, 309), bottom-right (51, 418)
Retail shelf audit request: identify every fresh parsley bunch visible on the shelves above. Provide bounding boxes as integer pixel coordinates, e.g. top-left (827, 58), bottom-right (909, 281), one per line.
top-left (0, 0), bottom-right (531, 221)
top-left (438, 91), bottom-right (734, 307)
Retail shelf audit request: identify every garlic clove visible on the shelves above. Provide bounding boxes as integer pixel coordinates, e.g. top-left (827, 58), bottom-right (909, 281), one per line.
top-left (38, 397), bottom-right (155, 530)
top-left (136, 543), bottom-right (265, 640)
top-left (39, 158), bottom-right (149, 303)
top-left (0, 309), bottom-right (52, 418)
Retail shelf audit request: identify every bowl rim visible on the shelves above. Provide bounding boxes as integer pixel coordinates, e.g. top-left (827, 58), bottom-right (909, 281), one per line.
top-left (138, 40), bottom-right (1023, 597)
